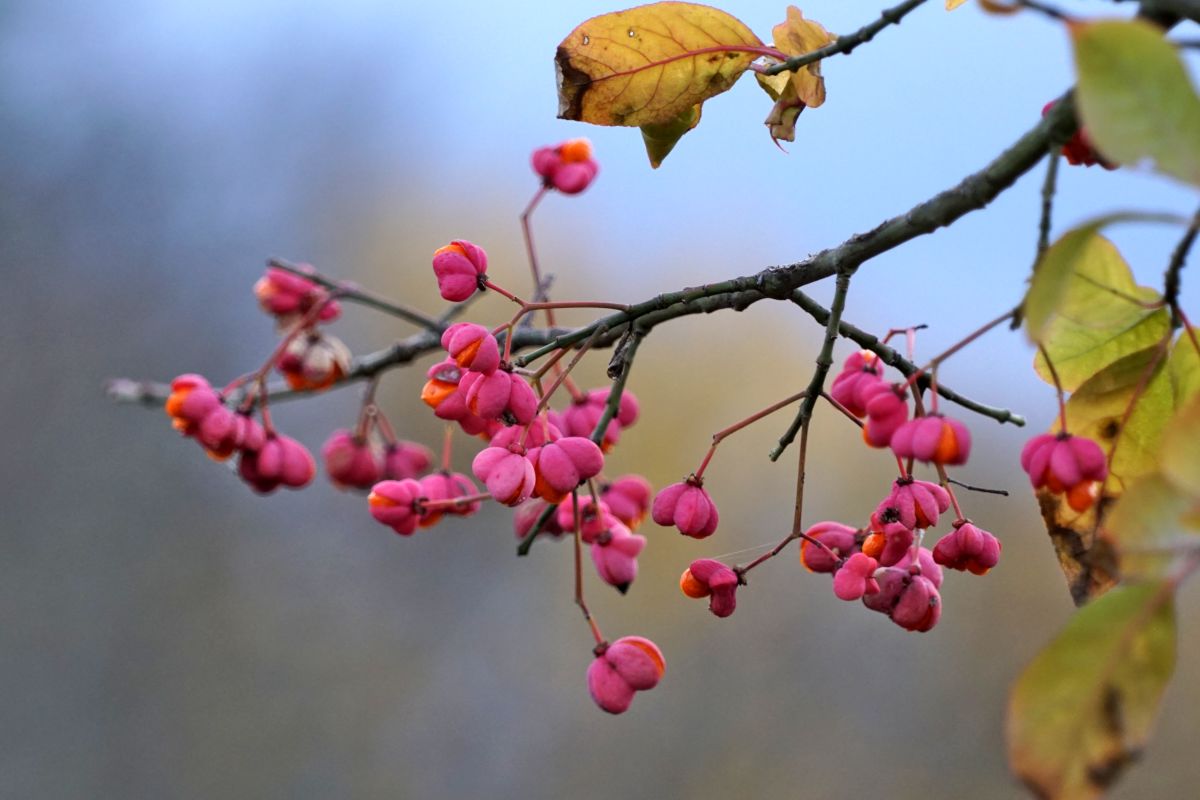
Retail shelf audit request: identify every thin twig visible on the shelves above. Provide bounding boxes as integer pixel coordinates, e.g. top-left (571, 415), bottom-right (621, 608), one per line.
top-left (267, 257), bottom-right (442, 332)
top-left (762, 0), bottom-right (929, 76)
top-left (1037, 149), bottom-right (1060, 263)
top-left (115, 93), bottom-right (1071, 424)
top-left (771, 269), bottom-right (852, 461)
top-left (790, 291), bottom-right (1025, 426)
top-left (1165, 203), bottom-right (1200, 326)
top-left (589, 330), bottom-right (643, 447)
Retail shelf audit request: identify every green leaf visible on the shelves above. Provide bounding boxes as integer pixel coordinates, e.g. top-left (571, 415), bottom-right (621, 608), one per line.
top-left (1073, 19), bottom-right (1200, 186)
top-left (1008, 582), bottom-right (1177, 800)
top-left (1027, 230), bottom-right (1168, 390)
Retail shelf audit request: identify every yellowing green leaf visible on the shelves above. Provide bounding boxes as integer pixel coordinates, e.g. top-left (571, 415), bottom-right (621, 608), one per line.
top-left (1073, 19), bottom-right (1200, 186)
top-left (1160, 394), bottom-right (1200, 497)
top-left (1060, 345), bottom-right (1172, 488)
top-left (1008, 582), bottom-right (1176, 800)
top-left (556, 2), bottom-right (761, 147)
top-left (640, 104), bottom-right (701, 169)
top-left (1027, 230), bottom-right (1168, 389)
top-left (1168, 332), bottom-right (1200, 406)
top-left (1107, 473), bottom-right (1199, 581)
top-left (1106, 390), bottom-right (1200, 581)
top-left (1037, 333), bottom-right (1197, 601)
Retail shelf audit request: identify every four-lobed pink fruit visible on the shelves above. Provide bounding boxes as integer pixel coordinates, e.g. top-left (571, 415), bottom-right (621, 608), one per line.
top-left (432, 240), bottom-right (489, 302)
top-left (652, 480), bottom-right (719, 538)
top-left (586, 636), bottom-right (664, 714)
top-left (679, 558), bottom-right (739, 618)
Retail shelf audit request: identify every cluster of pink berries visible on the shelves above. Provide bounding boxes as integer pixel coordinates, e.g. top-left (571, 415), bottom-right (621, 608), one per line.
top-left (664, 350), bottom-right (997, 632)
top-left (167, 266), bottom-right (450, 496)
top-left (165, 374), bottom-right (315, 493)
top-left (154, 133), bottom-right (1121, 717)
top-left (403, 256), bottom-right (659, 604)
top-left (386, 141), bottom-right (661, 714)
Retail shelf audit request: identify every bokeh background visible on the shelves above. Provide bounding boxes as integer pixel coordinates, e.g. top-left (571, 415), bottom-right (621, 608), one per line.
top-left (3, 1), bottom-right (1199, 797)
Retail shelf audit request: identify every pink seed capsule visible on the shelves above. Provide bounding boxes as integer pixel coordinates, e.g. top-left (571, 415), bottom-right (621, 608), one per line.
top-left (441, 322), bottom-right (500, 375)
top-left (832, 553), bottom-right (880, 601)
top-left (590, 521), bottom-right (646, 594)
top-left (875, 478), bottom-right (951, 531)
top-left (600, 474), bottom-right (653, 529)
top-left (680, 558), bottom-right (740, 618)
top-left (368, 479), bottom-right (424, 535)
top-left (471, 445), bottom-right (536, 506)
top-left (829, 350), bottom-right (885, 417)
top-left (321, 429), bottom-right (382, 491)
top-left (651, 480), bottom-right (719, 539)
top-left (529, 436), bottom-right (605, 503)
top-left (586, 635), bottom-right (664, 714)
top-left (933, 521), bottom-right (1001, 575)
top-left (860, 382), bottom-right (909, 448)
top-left (890, 414), bottom-right (972, 466)
top-left (799, 521), bottom-right (860, 573)
top-left (432, 240), bottom-right (488, 302)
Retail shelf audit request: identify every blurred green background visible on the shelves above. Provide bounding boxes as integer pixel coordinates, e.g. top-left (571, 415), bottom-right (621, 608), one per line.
top-left (3, 0), bottom-right (1199, 797)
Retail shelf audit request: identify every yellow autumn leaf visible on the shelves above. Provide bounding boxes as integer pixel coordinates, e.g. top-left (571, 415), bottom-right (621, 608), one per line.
top-left (946, 0), bottom-right (970, 9)
top-left (756, 6), bottom-right (833, 110)
top-left (555, 2), bottom-right (762, 129)
top-left (760, 79), bottom-right (805, 144)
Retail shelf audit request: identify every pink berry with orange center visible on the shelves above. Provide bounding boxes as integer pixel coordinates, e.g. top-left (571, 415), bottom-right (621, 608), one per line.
top-left (441, 322), bottom-right (500, 375)
top-left (532, 138), bottom-right (600, 195)
top-left (368, 479), bottom-right (424, 535)
top-left (679, 558), bottom-right (739, 618)
top-left (431, 240), bottom-right (488, 302)
top-left (890, 414), bottom-right (972, 466)
top-left (1020, 433), bottom-right (1108, 512)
